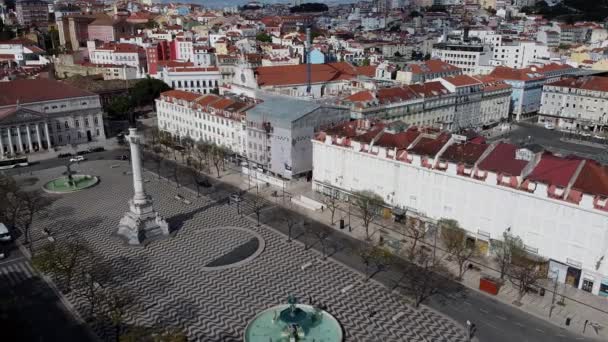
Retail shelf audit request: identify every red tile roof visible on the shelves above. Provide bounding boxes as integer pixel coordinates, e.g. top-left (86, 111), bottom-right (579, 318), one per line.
top-left (546, 76), bottom-right (608, 93)
top-left (408, 133), bottom-right (451, 156)
top-left (442, 142), bottom-right (489, 165)
top-left (409, 81), bottom-right (450, 97)
top-left (442, 74), bottom-right (482, 87)
top-left (489, 66), bottom-right (545, 81)
top-left (527, 153), bottom-right (582, 187)
top-left (0, 79), bottom-right (95, 107)
top-left (406, 60), bottom-right (461, 75)
top-left (161, 89), bottom-right (201, 102)
top-left (477, 142), bottom-right (528, 176)
top-left (255, 62), bottom-right (369, 87)
top-left (572, 160), bottom-right (608, 197)
top-left (374, 129), bottom-right (420, 149)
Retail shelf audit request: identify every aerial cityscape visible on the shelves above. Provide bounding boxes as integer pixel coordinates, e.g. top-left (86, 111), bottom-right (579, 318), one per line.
top-left (1, 0), bottom-right (608, 341)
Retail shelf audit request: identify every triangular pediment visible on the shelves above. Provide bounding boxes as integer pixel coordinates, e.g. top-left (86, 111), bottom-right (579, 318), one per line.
top-left (0, 107), bottom-right (47, 125)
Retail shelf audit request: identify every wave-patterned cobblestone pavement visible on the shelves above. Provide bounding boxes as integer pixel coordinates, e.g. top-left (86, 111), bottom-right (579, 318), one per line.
top-left (23, 161), bottom-right (467, 342)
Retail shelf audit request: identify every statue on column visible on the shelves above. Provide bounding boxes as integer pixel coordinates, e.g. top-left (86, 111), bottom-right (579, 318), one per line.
top-left (115, 112), bottom-right (170, 245)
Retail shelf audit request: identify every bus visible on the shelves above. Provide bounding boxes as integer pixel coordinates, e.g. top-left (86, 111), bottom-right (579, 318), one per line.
top-left (0, 157), bottom-right (29, 170)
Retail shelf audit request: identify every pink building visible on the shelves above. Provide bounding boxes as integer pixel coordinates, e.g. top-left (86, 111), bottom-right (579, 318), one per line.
top-left (87, 15), bottom-right (134, 43)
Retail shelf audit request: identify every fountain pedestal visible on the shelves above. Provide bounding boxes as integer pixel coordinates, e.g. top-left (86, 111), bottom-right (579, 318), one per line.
top-left (116, 127), bottom-right (170, 245)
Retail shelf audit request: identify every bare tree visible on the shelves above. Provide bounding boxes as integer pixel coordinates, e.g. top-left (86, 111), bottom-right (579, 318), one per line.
top-left (358, 244), bottom-right (395, 280)
top-left (99, 288), bottom-right (138, 342)
top-left (509, 257), bottom-right (547, 305)
top-left (306, 226), bottom-right (332, 260)
top-left (320, 189), bottom-right (340, 225)
top-left (402, 246), bottom-right (451, 308)
top-left (193, 141), bottom-right (211, 173)
top-left (210, 144), bottom-right (225, 178)
top-left (31, 238), bottom-right (92, 292)
top-left (149, 147), bottom-right (163, 179)
top-left (439, 219), bottom-right (476, 281)
top-left (352, 190), bottom-right (384, 240)
top-left (0, 175), bottom-right (23, 231)
top-left (399, 216), bottom-right (429, 261)
top-left (251, 196), bottom-right (264, 227)
top-left (282, 212), bottom-right (302, 242)
top-left (491, 232), bottom-right (525, 280)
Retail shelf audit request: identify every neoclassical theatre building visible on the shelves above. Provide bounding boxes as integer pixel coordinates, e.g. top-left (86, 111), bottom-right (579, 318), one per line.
top-left (0, 78), bottom-right (106, 158)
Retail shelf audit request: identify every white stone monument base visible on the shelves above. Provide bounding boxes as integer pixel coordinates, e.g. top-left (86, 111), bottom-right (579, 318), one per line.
top-left (116, 197), bottom-right (170, 245)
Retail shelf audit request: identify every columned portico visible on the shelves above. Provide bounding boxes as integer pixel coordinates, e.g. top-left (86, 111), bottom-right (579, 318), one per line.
top-left (44, 123), bottom-right (52, 148)
top-left (35, 123), bottom-right (41, 150)
top-left (16, 126), bottom-right (23, 152)
top-left (7, 127), bottom-right (14, 155)
top-left (26, 125), bottom-right (33, 152)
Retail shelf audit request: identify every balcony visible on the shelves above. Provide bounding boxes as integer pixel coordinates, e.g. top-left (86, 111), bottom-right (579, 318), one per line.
top-left (420, 157), bottom-right (433, 169)
top-left (519, 179), bottom-right (536, 193)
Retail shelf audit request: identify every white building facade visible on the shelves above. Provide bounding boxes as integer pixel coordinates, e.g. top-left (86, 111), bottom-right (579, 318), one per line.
top-left (158, 67), bottom-right (222, 94)
top-left (312, 128), bottom-right (608, 296)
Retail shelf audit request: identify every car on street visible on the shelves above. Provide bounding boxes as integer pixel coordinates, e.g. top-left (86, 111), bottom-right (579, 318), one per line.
top-left (58, 153), bottom-right (73, 158)
top-left (69, 156), bottom-right (85, 163)
top-left (544, 122), bottom-right (555, 130)
top-left (0, 223), bottom-right (12, 242)
top-left (115, 155), bottom-right (130, 161)
top-left (229, 193), bottom-right (242, 204)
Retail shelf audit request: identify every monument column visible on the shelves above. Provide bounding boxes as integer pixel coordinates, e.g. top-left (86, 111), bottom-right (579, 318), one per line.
top-left (128, 127), bottom-right (147, 204)
top-left (116, 125), bottom-right (170, 245)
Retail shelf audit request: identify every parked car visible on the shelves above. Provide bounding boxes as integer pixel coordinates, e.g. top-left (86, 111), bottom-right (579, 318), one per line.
top-left (544, 122), bottom-right (555, 130)
top-left (70, 156), bottom-right (85, 163)
top-left (89, 147), bottom-right (105, 153)
top-left (76, 150), bottom-right (90, 156)
top-left (0, 223), bottom-right (12, 242)
top-left (229, 193), bottom-right (242, 204)
top-left (115, 155), bottom-right (130, 161)
top-left (58, 153), bottom-right (73, 158)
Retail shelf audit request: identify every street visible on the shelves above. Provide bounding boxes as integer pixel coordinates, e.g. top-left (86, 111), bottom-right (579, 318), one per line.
top-left (6, 151), bottom-right (598, 342)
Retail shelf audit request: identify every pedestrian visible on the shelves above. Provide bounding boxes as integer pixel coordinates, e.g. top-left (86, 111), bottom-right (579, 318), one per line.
top-left (308, 294), bottom-right (313, 305)
top-left (321, 206), bottom-right (324, 212)
top-left (369, 310), bottom-right (377, 318)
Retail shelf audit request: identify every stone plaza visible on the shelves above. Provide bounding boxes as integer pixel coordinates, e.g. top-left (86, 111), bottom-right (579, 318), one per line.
top-left (21, 159), bottom-right (467, 342)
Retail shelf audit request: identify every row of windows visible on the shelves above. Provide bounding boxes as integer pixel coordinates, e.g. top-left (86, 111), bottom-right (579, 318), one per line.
top-left (171, 79), bottom-right (219, 88)
top-left (50, 117), bottom-right (99, 131)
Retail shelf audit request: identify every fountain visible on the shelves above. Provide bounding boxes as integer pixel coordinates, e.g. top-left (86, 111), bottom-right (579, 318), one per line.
top-left (42, 162), bottom-right (99, 193)
top-left (244, 295), bottom-right (343, 342)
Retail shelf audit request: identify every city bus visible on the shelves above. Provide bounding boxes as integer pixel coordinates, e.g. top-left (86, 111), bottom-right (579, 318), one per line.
top-left (0, 157), bottom-right (29, 170)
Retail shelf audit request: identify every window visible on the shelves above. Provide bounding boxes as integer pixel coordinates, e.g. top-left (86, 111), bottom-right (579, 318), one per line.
top-left (64, 121), bottom-right (69, 128)
top-left (56, 122), bottom-right (61, 130)
top-left (85, 118), bottom-right (89, 127)
top-left (75, 120), bottom-right (80, 128)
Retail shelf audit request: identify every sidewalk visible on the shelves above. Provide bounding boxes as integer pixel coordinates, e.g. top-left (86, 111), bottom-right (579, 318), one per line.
top-left (154, 148), bottom-right (608, 340)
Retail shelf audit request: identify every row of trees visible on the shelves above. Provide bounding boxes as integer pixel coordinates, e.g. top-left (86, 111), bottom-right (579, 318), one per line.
top-left (32, 238), bottom-right (187, 342)
top-left (318, 189), bottom-right (547, 307)
top-left (0, 175), bottom-right (52, 253)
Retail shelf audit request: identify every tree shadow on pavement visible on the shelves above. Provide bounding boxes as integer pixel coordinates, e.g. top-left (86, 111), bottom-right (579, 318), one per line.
top-left (0, 271), bottom-right (92, 342)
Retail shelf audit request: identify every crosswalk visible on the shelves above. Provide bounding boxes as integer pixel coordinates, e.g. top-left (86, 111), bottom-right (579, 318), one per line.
top-left (0, 261), bottom-right (36, 288)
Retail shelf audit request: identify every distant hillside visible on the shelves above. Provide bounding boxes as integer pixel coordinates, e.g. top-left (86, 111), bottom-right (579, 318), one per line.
top-left (522, 0), bottom-right (608, 22)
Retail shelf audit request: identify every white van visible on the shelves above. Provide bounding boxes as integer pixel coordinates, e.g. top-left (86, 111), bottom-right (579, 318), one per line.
top-left (0, 223), bottom-right (11, 242)
top-left (544, 122), bottom-right (555, 130)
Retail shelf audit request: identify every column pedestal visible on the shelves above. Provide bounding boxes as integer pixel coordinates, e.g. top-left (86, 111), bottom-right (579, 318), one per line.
top-left (116, 127), bottom-right (170, 245)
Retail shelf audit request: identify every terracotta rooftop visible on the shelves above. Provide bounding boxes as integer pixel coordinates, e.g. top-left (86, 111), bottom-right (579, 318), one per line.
top-left (489, 66), bottom-right (545, 81)
top-left (546, 76), bottom-right (608, 93)
top-left (572, 160), bottom-right (608, 197)
top-left (441, 142), bottom-right (489, 165)
top-left (0, 79), bottom-right (95, 107)
top-left (442, 74), bottom-right (482, 87)
top-left (374, 128), bottom-right (420, 149)
top-left (255, 62), bottom-right (370, 87)
top-left (409, 81), bottom-right (450, 97)
top-left (408, 133), bottom-right (451, 156)
top-left (406, 60), bottom-right (461, 75)
top-left (160, 89), bottom-right (201, 102)
top-left (527, 153), bottom-right (583, 187)
top-left (477, 142), bottom-right (528, 176)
